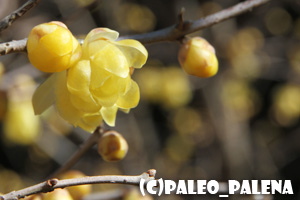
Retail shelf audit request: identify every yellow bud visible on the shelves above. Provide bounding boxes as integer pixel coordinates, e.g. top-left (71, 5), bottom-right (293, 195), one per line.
top-left (60, 170), bottom-right (92, 200)
top-left (43, 189), bottom-right (73, 200)
top-left (27, 21), bottom-right (81, 73)
top-left (97, 131), bottom-right (128, 162)
top-left (178, 37), bottom-right (218, 78)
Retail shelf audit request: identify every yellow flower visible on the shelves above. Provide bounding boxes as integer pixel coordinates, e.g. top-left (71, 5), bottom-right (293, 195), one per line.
top-left (32, 28), bottom-right (148, 132)
top-left (27, 21), bottom-right (82, 73)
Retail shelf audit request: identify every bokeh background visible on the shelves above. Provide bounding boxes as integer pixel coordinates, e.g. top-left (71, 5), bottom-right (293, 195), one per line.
top-left (0, 0), bottom-right (300, 199)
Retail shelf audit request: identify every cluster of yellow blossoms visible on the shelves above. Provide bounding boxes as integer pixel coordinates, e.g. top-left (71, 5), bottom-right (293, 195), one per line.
top-left (28, 22), bottom-right (148, 132)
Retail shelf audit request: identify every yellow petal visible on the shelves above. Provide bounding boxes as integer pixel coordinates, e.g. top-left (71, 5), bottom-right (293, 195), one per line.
top-left (85, 28), bottom-right (119, 44)
top-left (55, 71), bottom-right (84, 124)
top-left (84, 40), bottom-right (110, 58)
top-left (100, 106), bottom-right (118, 126)
top-left (116, 80), bottom-right (140, 109)
top-left (119, 108), bottom-right (130, 113)
top-left (116, 39), bottom-right (148, 68)
top-left (91, 43), bottom-right (129, 78)
top-left (28, 42), bottom-right (57, 71)
top-left (90, 64), bottom-right (111, 90)
top-left (91, 75), bottom-right (128, 107)
top-left (91, 76), bottom-right (119, 107)
top-left (77, 113), bottom-right (103, 133)
top-left (67, 60), bottom-right (100, 112)
top-left (27, 24), bottom-right (57, 54)
top-left (40, 26), bottom-right (73, 56)
top-left (69, 35), bottom-right (82, 66)
top-left (32, 74), bottom-right (56, 115)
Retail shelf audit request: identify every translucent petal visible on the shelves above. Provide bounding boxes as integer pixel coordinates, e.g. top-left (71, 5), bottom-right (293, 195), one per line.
top-left (90, 62), bottom-right (111, 89)
top-left (116, 80), bottom-right (140, 109)
top-left (92, 43), bottom-right (129, 78)
top-left (85, 28), bottom-right (119, 44)
top-left (67, 60), bottom-right (100, 112)
top-left (77, 113), bottom-right (103, 133)
top-left (69, 93), bottom-right (100, 113)
top-left (100, 106), bottom-right (118, 126)
top-left (69, 35), bottom-right (82, 66)
top-left (32, 74), bottom-right (56, 115)
top-left (84, 40), bottom-right (110, 58)
top-left (120, 108), bottom-right (130, 113)
top-left (116, 39), bottom-right (148, 68)
top-left (67, 60), bottom-right (90, 95)
top-left (55, 71), bottom-right (84, 124)
top-left (91, 76), bottom-right (119, 107)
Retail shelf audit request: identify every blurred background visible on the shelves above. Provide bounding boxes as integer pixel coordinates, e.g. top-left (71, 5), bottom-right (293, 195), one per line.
top-left (0, 0), bottom-right (300, 199)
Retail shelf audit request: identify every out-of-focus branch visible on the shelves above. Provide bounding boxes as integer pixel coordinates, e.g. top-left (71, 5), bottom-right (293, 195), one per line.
top-left (49, 126), bottom-right (104, 178)
top-left (0, 169), bottom-right (156, 200)
top-left (0, 0), bottom-right (270, 56)
top-left (0, 0), bottom-right (40, 32)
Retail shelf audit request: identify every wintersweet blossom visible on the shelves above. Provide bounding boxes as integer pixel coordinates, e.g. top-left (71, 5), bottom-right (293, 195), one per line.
top-left (32, 28), bottom-right (148, 132)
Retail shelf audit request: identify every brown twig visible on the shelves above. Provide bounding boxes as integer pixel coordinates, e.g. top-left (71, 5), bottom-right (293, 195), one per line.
top-left (49, 126), bottom-right (104, 178)
top-left (0, 0), bottom-right (40, 32)
top-left (0, 169), bottom-right (156, 200)
top-left (0, 0), bottom-right (270, 56)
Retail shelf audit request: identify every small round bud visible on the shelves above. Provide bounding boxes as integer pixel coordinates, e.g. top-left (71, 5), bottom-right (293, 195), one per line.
top-left (60, 170), bottom-right (92, 200)
top-left (178, 37), bottom-right (218, 78)
top-left (97, 131), bottom-right (128, 162)
top-left (27, 21), bottom-right (82, 73)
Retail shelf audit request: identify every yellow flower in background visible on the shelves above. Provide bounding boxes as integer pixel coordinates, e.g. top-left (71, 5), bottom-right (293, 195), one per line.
top-left (136, 63), bottom-right (192, 109)
top-left (4, 75), bottom-right (40, 146)
top-left (32, 28), bottom-right (148, 132)
top-left (27, 21), bottom-right (82, 73)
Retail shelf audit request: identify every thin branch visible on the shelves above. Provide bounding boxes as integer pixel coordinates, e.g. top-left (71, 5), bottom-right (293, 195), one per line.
top-left (0, 0), bottom-right (40, 32)
top-left (0, 169), bottom-right (156, 200)
top-left (118, 0), bottom-right (270, 43)
top-left (0, 0), bottom-right (270, 56)
top-left (49, 126), bottom-right (104, 178)
top-left (0, 38), bottom-right (27, 55)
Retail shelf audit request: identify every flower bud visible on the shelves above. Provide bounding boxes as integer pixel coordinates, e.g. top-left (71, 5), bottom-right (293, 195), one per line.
top-left (27, 21), bottom-right (81, 73)
top-left (60, 170), bottom-right (92, 200)
top-left (178, 37), bottom-right (218, 78)
top-left (97, 131), bottom-right (128, 162)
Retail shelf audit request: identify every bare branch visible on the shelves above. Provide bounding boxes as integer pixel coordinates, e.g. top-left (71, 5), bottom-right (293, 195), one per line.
top-left (119, 0), bottom-right (270, 43)
top-left (0, 0), bottom-right (40, 32)
top-left (49, 126), bottom-right (104, 178)
top-left (0, 169), bottom-right (156, 200)
top-left (0, 0), bottom-right (270, 56)
top-left (0, 38), bottom-right (27, 55)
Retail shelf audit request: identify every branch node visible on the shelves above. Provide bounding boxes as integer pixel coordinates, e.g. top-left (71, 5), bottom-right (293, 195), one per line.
top-left (147, 169), bottom-right (156, 177)
top-left (47, 179), bottom-right (58, 187)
